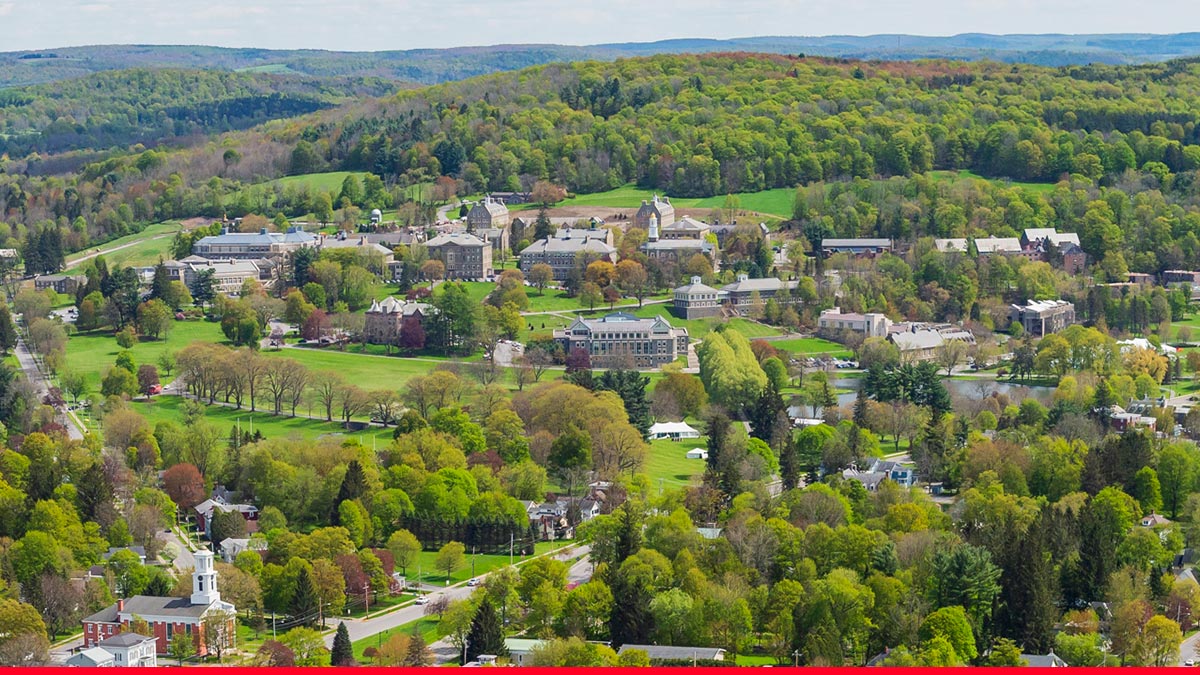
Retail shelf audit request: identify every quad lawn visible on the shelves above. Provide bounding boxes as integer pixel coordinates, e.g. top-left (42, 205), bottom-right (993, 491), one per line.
top-left (771, 336), bottom-right (853, 357)
top-left (119, 394), bottom-right (400, 448)
top-left (260, 346), bottom-right (465, 391)
top-left (63, 319), bottom-right (227, 389)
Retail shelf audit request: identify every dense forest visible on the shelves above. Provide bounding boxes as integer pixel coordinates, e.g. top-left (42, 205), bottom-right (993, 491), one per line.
top-left (0, 69), bottom-right (402, 156)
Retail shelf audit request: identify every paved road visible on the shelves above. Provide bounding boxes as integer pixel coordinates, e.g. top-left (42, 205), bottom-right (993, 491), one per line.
top-left (160, 529), bottom-right (197, 572)
top-left (13, 330), bottom-right (84, 440)
top-left (1180, 626), bottom-right (1200, 664)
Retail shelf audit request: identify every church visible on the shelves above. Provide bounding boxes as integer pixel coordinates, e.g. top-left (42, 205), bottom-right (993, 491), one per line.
top-left (82, 549), bottom-right (236, 656)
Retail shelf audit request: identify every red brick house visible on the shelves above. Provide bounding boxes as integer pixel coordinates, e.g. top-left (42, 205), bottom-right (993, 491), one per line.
top-left (82, 549), bottom-right (235, 655)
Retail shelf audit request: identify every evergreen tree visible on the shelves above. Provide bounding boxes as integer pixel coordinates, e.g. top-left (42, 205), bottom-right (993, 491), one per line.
top-left (533, 205), bottom-right (554, 241)
top-left (614, 503), bottom-right (642, 565)
top-left (404, 628), bottom-right (432, 666)
top-left (336, 460), bottom-right (368, 506)
top-left (1092, 377), bottom-right (1114, 430)
top-left (189, 268), bottom-right (217, 308)
top-left (853, 388), bottom-right (868, 428)
top-left (290, 566), bottom-right (320, 626)
top-left (609, 570), bottom-right (655, 649)
top-left (0, 305), bottom-right (16, 354)
top-left (594, 369), bottom-right (652, 439)
top-left (465, 597), bottom-right (507, 663)
top-left (330, 622), bottom-right (355, 666)
top-left (150, 260), bottom-right (171, 301)
top-left (997, 513), bottom-right (1058, 652)
top-left (76, 462), bottom-right (113, 522)
top-left (748, 383), bottom-right (788, 450)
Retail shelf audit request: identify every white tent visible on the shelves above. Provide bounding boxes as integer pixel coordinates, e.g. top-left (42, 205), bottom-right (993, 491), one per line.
top-left (649, 421), bottom-right (701, 440)
top-left (686, 448), bottom-right (708, 460)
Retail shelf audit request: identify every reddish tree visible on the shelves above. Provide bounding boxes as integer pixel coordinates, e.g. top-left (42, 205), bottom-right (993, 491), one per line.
top-left (399, 315), bottom-right (425, 352)
top-left (370, 549), bottom-right (396, 577)
top-left (301, 309), bottom-right (330, 341)
top-left (565, 347), bottom-right (591, 372)
top-left (750, 339), bottom-right (783, 364)
top-left (162, 463), bottom-right (206, 511)
top-left (602, 285), bottom-right (621, 309)
top-left (406, 287), bottom-right (431, 301)
top-left (137, 365), bottom-right (160, 398)
top-left (336, 553), bottom-right (369, 593)
top-left (254, 640), bottom-right (295, 667)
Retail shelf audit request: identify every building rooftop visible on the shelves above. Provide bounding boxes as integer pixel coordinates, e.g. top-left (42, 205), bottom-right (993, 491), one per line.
top-left (426, 231), bottom-right (488, 248)
top-left (822, 238), bottom-right (891, 247)
top-left (643, 239), bottom-right (712, 251)
top-left (721, 275), bottom-right (795, 293)
top-left (1012, 299), bottom-right (1073, 313)
top-left (522, 238), bottom-right (616, 255)
top-left (974, 236), bottom-right (1022, 253)
top-left (889, 329), bottom-right (945, 351)
top-left (367, 297), bottom-right (430, 316)
top-left (84, 595), bottom-right (209, 622)
top-left (674, 277), bottom-right (720, 296)
top-left (662, 215), bottom-right (709, 232)
top-left (618, 644), bottom-right (726, 661)
top-left (98, 632), bottom-right (157, 648)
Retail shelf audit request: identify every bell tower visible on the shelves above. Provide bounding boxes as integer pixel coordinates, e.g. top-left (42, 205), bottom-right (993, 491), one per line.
top-left (191, 549), bottom-right (221, 606)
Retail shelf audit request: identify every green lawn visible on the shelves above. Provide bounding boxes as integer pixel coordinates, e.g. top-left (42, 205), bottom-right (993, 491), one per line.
top-left (928, 169), bottom-right (1058, 195)
top-left (352, 616), bottom-right (440, 661)
top-left (770, 336), bottom-right (852, 357)
top-left (645, 438), bottom-right (706, 489)
top-left (403, 541), bottom-right (561, 587)
top-left (260, 347), bottom-right (456, 391)
top-left (557, 184), bottom-right (797, 219)
top-left (66, 221), bottom-right (182, 266)
top-left (64, 320), bottom-right (227, 389)
top-left (125, 394), bottom-right (399, 447)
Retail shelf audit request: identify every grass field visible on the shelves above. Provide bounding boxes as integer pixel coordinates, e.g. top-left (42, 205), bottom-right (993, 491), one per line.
top-left (352, 616), bottom-right (440, 661)
top-left (260, 347), bottom-right (456, 391)
top-left (928, 169), bottom-right (1058, 195)
top-left (64, 320), bottom-right (227, 389)
top-left (122, 394), bottom-right (399, 447)
top-left (66, 221), bottom-right (182, 266)
top-left (557, 184), bottom-right (796, 219)
top-left (770, 336), bottom-right (852, 357)
top-left (645, 437), bottom-right (706, 489)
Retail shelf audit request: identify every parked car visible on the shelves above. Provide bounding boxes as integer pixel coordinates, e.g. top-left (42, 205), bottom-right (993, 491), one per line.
top-left (467, 578), bottom-right (480, 587)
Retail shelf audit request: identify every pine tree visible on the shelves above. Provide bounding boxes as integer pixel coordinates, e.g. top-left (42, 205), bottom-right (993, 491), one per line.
top-left (404, 628), bottom-right (432, 666)
top-left (330, 622), bottom-right (355, 666)
top-left (333, 460), bottom-right (368, 522)
top-left (0, 304), bottom-right (16, 354)
top-left (465, 597), bottom-right (507, 663)
top-left (614, 503), bottom-right (642, 565)
top-left (749, 384), bottom-right (787, 450)
top-left (853, 388), bottom-right (868, 428)
top-left (290, 566), bottom-right (321, 626)
top-left (609, 570), bottom-right (655, 649)
top-left (534, 205), bottom-right (553, 241)
top-left (150, 260), bottom-right (171, 301)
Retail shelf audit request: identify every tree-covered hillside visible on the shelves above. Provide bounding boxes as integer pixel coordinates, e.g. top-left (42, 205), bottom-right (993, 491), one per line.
top-left (0, 68), bottom-right (402, 156)
top-left (291, 53), bottom-right (1200, 197)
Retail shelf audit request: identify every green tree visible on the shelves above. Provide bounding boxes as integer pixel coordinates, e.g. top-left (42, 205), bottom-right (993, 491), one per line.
top-left (919, 605), bottom-right (977, 664)
top-left (289, 565), bottom-right (320, 627)
top-left (435, 541), bottom-right (466, 581)
top-left (465, 597), bottom-right (507, 662)
top-left (330, 622), bottom-right (355, 666)
top-left (168, 631), bottom-right (196, 665)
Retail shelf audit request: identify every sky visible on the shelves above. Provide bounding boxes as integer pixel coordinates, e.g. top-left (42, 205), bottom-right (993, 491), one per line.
top-left (0, 0), bottom-right (1197, 52)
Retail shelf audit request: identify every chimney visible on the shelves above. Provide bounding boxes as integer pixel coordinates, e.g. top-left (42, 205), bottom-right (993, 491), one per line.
top-left (220, 227), bottom-right (229, 235)
top-left (737, 273), bottom-right (749, 282)
top-left (259, 227), bottom-right (268, 235)
top-left (117, 599), bottom-right (124, 612)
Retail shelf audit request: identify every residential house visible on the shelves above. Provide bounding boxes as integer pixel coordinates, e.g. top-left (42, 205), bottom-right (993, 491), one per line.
top-left (1009, 299), bottom-right (1076, 336)
top-left (66, 647), bottom-right (116, 667)
top-left (634, 195), bottom-right (675, 230)
top-left (672, 276), bottom-right (724, 319)
top-left (218, 537), bottom-right (267, 563)
top-left (1020, 652), bottom-right (1068, 667)
top-left (192, 226), bottom-right (318, 260)
top-left (1109, 405), bottom-right (1157, 433)
top-left (648, 421), bottom-right (701, 440)
top-left (504, 639), bottom-right (547, 666)
top-left (362, 297), bottom-right (431, 346)
top-left (553, 312), bottom-right (689, 369)
top-left (194, 498), bottom-right (259, 540)
top-left (82, 549), bottom-right (235, 656)
top-left (94, 633), bottom-right (158, 667)
top-left (466, 196), bottom-right (511, 232)
top-left (820, 238), bottom-right (892, 257)
top-left (618, 644), bottom-right (726, 662)
top-left (1142, 513), bottom-right (1172, 528)
top-left (425, 232), bottom-right (493, 280)
top-left (866, 458), bottom-right (916, 488)
top-left (34, 274), bottom-right (86, 295)
top-left (817, 307), bottom-right (893, 338)
top-left (518, 234), bottom-right (618, 281)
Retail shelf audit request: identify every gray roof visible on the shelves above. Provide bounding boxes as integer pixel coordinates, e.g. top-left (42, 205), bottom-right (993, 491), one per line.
top-left (618, 644), bottom-right (726, 660)
top-left (566, 312), bottom-right (678, 334)
top-left (721, 276), bottom-right (796, 293)
top-left (67, 648), bottom-right (114, 666)
top-left (823, 238), bottom-right (891, 248)
top-left (674, 278), bottom-right (720, 296)
top-left (197, 227), bottom-right (315, 247)
top-left (974, 236), bottom-right (1022, 253)
top-left (97, 595), bottom-right (209, 620)
top-left (471, 197), bottom-right (509, 218)
top-left (367, 297), bottom-right (430, 316)
top-left (522, 238), bottom-right (616, 256)
top-left (643, 239), bottom-right (712, 251)
top-left (98, 632), bottom-right (157, 648)
top-left (935, 238), bottom-right (968, 252)
top-left (662, 216), bottom-right (709, 232)
top-left (888, 329), bottom-right (944, 351)
top-left (426, 232), bottom-right (488, 248)
top-left (552, 228), bottom-right (610, 241)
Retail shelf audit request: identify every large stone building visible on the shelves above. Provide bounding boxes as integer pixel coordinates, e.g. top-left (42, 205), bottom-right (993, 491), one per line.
top-left (635, 195), bottom-right (675, 230)
top-left (642, 215), bottom-right (714, 262)
top-left (193, 226), bottom-right (318, 260)
top-left (887, 324), bottom-right (975, 363)
top-left (660, 215), bottom-right (710, 240)
top-left (554, 312), bottom-right (689, 368)
top-left (33, 273), bottom-right (86, 295)
top-left (317, 233), bottom-right (397, 267)
top-left (1010, 299), bottom-right (1076, 336)
top-left (83, 549), bottom-right (235, 656)
top-left (467, 196), bottom-right (511, 232)
top-left (721, 274), bottom-right (800, 308)
top-left (519, 234), bottom-right (618, 281)
top-left (672, 276), bottom-right (724, 319)
top-left (163, 257), bottom-right (268, 296)
top-left (425, 232), bottom-right (494, 280)
top-left (363, 297), bottom-right (431, 346)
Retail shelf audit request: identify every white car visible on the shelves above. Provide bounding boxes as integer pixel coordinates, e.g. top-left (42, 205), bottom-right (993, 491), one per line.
top-left (467, 578), bottom-right (480, 587)
top-left (1187, 660), bottom-right (1195, 667)
top-left (414, 595), bottom-right (428, 605)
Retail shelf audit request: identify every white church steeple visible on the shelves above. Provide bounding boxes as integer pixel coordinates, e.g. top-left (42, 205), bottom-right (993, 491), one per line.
top-left (191, 549), bottom-right (221, 606)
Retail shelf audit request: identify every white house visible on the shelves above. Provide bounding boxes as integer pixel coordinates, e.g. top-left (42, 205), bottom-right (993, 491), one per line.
top-left (504, 638), bottom-right (547, 666)
top-left (66, 647), bottom-right (116, 667)
top-left (649, 421), bottom-right (701, 440)
top-left (95, 633), bottom-right (158, 667)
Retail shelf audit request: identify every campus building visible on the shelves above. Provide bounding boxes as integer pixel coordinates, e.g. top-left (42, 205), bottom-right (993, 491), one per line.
top-left (1009, 299), bottom-right (1077, 336)
top-left (425, 232), bottom-right (494, 280)
top-left (163, 257), bottom-right (268, 296)
top-left (192, 226), bottom-right (318, 260)
top-left (817, 307), bottom-right (893, 338)
top-left (363, 297), bottom-right (431, 346)
top-left (466, 195), bottom-right (511, 232)
top-left (518, 233), bottom-right (618, 281)
top-left (634, 195), bottom-right (675, 230)
top-left (553, 312), bottom-right (689, 368)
